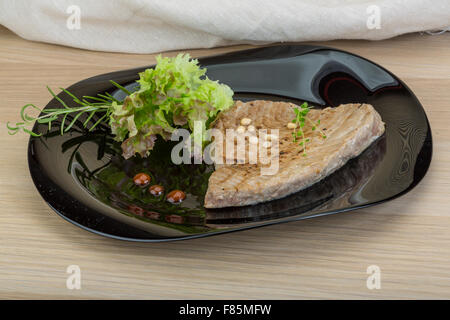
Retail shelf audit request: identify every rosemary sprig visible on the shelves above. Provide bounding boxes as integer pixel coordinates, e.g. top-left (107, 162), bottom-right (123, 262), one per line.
top-left (291, 102), bottom-right (326, 156)
top-left (6, 80), bottom-right (130, 137)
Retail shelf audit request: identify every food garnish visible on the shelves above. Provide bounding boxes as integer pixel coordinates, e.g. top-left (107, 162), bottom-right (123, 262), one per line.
top-left (7, 53), bottom-right (234, 159)
top-left (289, 102), bottom-right (326, 156)
top-left (240, 117), bottom-right (252, 126)
top-left (249, 136), bottom-right (259, 145)
top-left (236, 125), bottom-right (246, 134)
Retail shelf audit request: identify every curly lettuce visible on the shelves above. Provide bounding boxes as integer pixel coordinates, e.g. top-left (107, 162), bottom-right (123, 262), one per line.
top-left (109, 53), bottom-right (234, 159)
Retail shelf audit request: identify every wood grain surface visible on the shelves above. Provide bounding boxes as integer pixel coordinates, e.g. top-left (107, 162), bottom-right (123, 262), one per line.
top-left (0, 25), bottom-right (449, 299)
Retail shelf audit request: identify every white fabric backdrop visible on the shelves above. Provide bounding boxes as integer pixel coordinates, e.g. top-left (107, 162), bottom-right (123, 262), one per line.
top-left (0, 0), bottom-right (449, 54)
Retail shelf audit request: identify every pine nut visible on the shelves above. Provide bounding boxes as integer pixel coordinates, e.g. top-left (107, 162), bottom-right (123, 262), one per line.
top-left (236, 125), bottom-right (246, 134)
top-left (265, 133), bottom-right (278, 141)
top-left (249, 136), bottom-right (259, 144)
top-left (240, 118), bottom-right (252, 125)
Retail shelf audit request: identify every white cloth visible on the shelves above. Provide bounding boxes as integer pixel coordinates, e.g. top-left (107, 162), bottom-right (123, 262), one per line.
top-left (0, 0), bottom-right (449, 54)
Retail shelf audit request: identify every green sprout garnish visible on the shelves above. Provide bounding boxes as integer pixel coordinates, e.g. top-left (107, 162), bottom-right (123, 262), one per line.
top-left (291, 102), bottom-right (327, 156)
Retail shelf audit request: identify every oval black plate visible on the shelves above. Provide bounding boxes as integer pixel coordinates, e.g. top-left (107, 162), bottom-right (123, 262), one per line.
top-left (28, 45), bottom-right (432, 242)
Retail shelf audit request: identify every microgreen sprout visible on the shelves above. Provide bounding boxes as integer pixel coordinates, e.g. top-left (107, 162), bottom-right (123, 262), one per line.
top-left (290, 102), bottom-right (326, 156)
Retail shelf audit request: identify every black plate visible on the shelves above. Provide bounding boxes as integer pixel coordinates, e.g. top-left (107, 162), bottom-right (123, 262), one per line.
top-left (28, 45), bottom-right (432, 242)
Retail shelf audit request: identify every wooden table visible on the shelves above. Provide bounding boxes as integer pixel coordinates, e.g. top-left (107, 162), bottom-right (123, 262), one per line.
top-left (0, 25), bottom-right (449, 299)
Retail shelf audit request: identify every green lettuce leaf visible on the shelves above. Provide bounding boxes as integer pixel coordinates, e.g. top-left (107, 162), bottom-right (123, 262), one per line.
top-left (109, 53), bottom-right (234, 159)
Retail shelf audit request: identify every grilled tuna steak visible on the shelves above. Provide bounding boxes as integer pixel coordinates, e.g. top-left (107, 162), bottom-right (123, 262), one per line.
top-left (205, 135), bottom-right (386, 226)
top-left (204, 101), bottom-right (385, 208)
